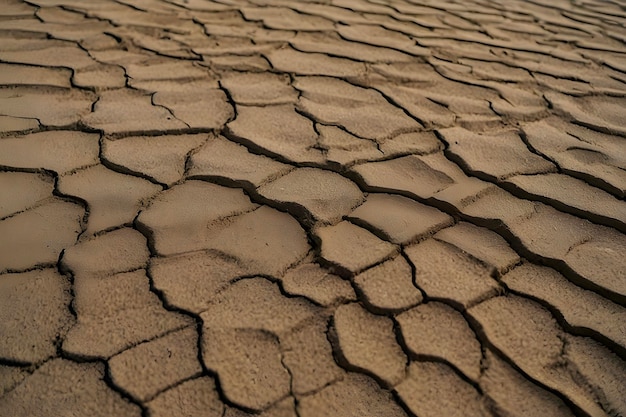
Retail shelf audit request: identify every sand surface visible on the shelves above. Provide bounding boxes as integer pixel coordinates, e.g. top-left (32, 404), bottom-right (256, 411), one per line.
top-left (1, 0), bottom-right (625, 416)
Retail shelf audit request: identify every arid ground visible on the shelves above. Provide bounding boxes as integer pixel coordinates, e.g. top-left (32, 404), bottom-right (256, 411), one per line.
top-left (0, 0), bottom-right (625, 416)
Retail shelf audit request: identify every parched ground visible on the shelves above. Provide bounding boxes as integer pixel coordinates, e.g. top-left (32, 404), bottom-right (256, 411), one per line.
top-left (0, 0), bottom-right (625, 416)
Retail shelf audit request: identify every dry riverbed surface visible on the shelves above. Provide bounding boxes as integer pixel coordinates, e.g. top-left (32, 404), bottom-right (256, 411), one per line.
top-left (0, 0), bottom-right (625, 416)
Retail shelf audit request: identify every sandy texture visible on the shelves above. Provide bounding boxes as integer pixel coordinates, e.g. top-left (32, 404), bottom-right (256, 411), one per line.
top-left (0, 0), bottom-right (625, 416)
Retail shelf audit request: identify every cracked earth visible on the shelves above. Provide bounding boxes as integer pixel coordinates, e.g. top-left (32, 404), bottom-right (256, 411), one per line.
top-left (0, 0), bottom-right (625, 416)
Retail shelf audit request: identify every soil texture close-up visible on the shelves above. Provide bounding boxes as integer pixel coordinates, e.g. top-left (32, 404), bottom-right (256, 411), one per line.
top-left (0, 0), bottom-right (625, 416)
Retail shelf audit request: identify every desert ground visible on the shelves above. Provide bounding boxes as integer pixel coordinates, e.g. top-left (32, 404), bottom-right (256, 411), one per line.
top-left (0, 0), bottom-right (625, 416)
